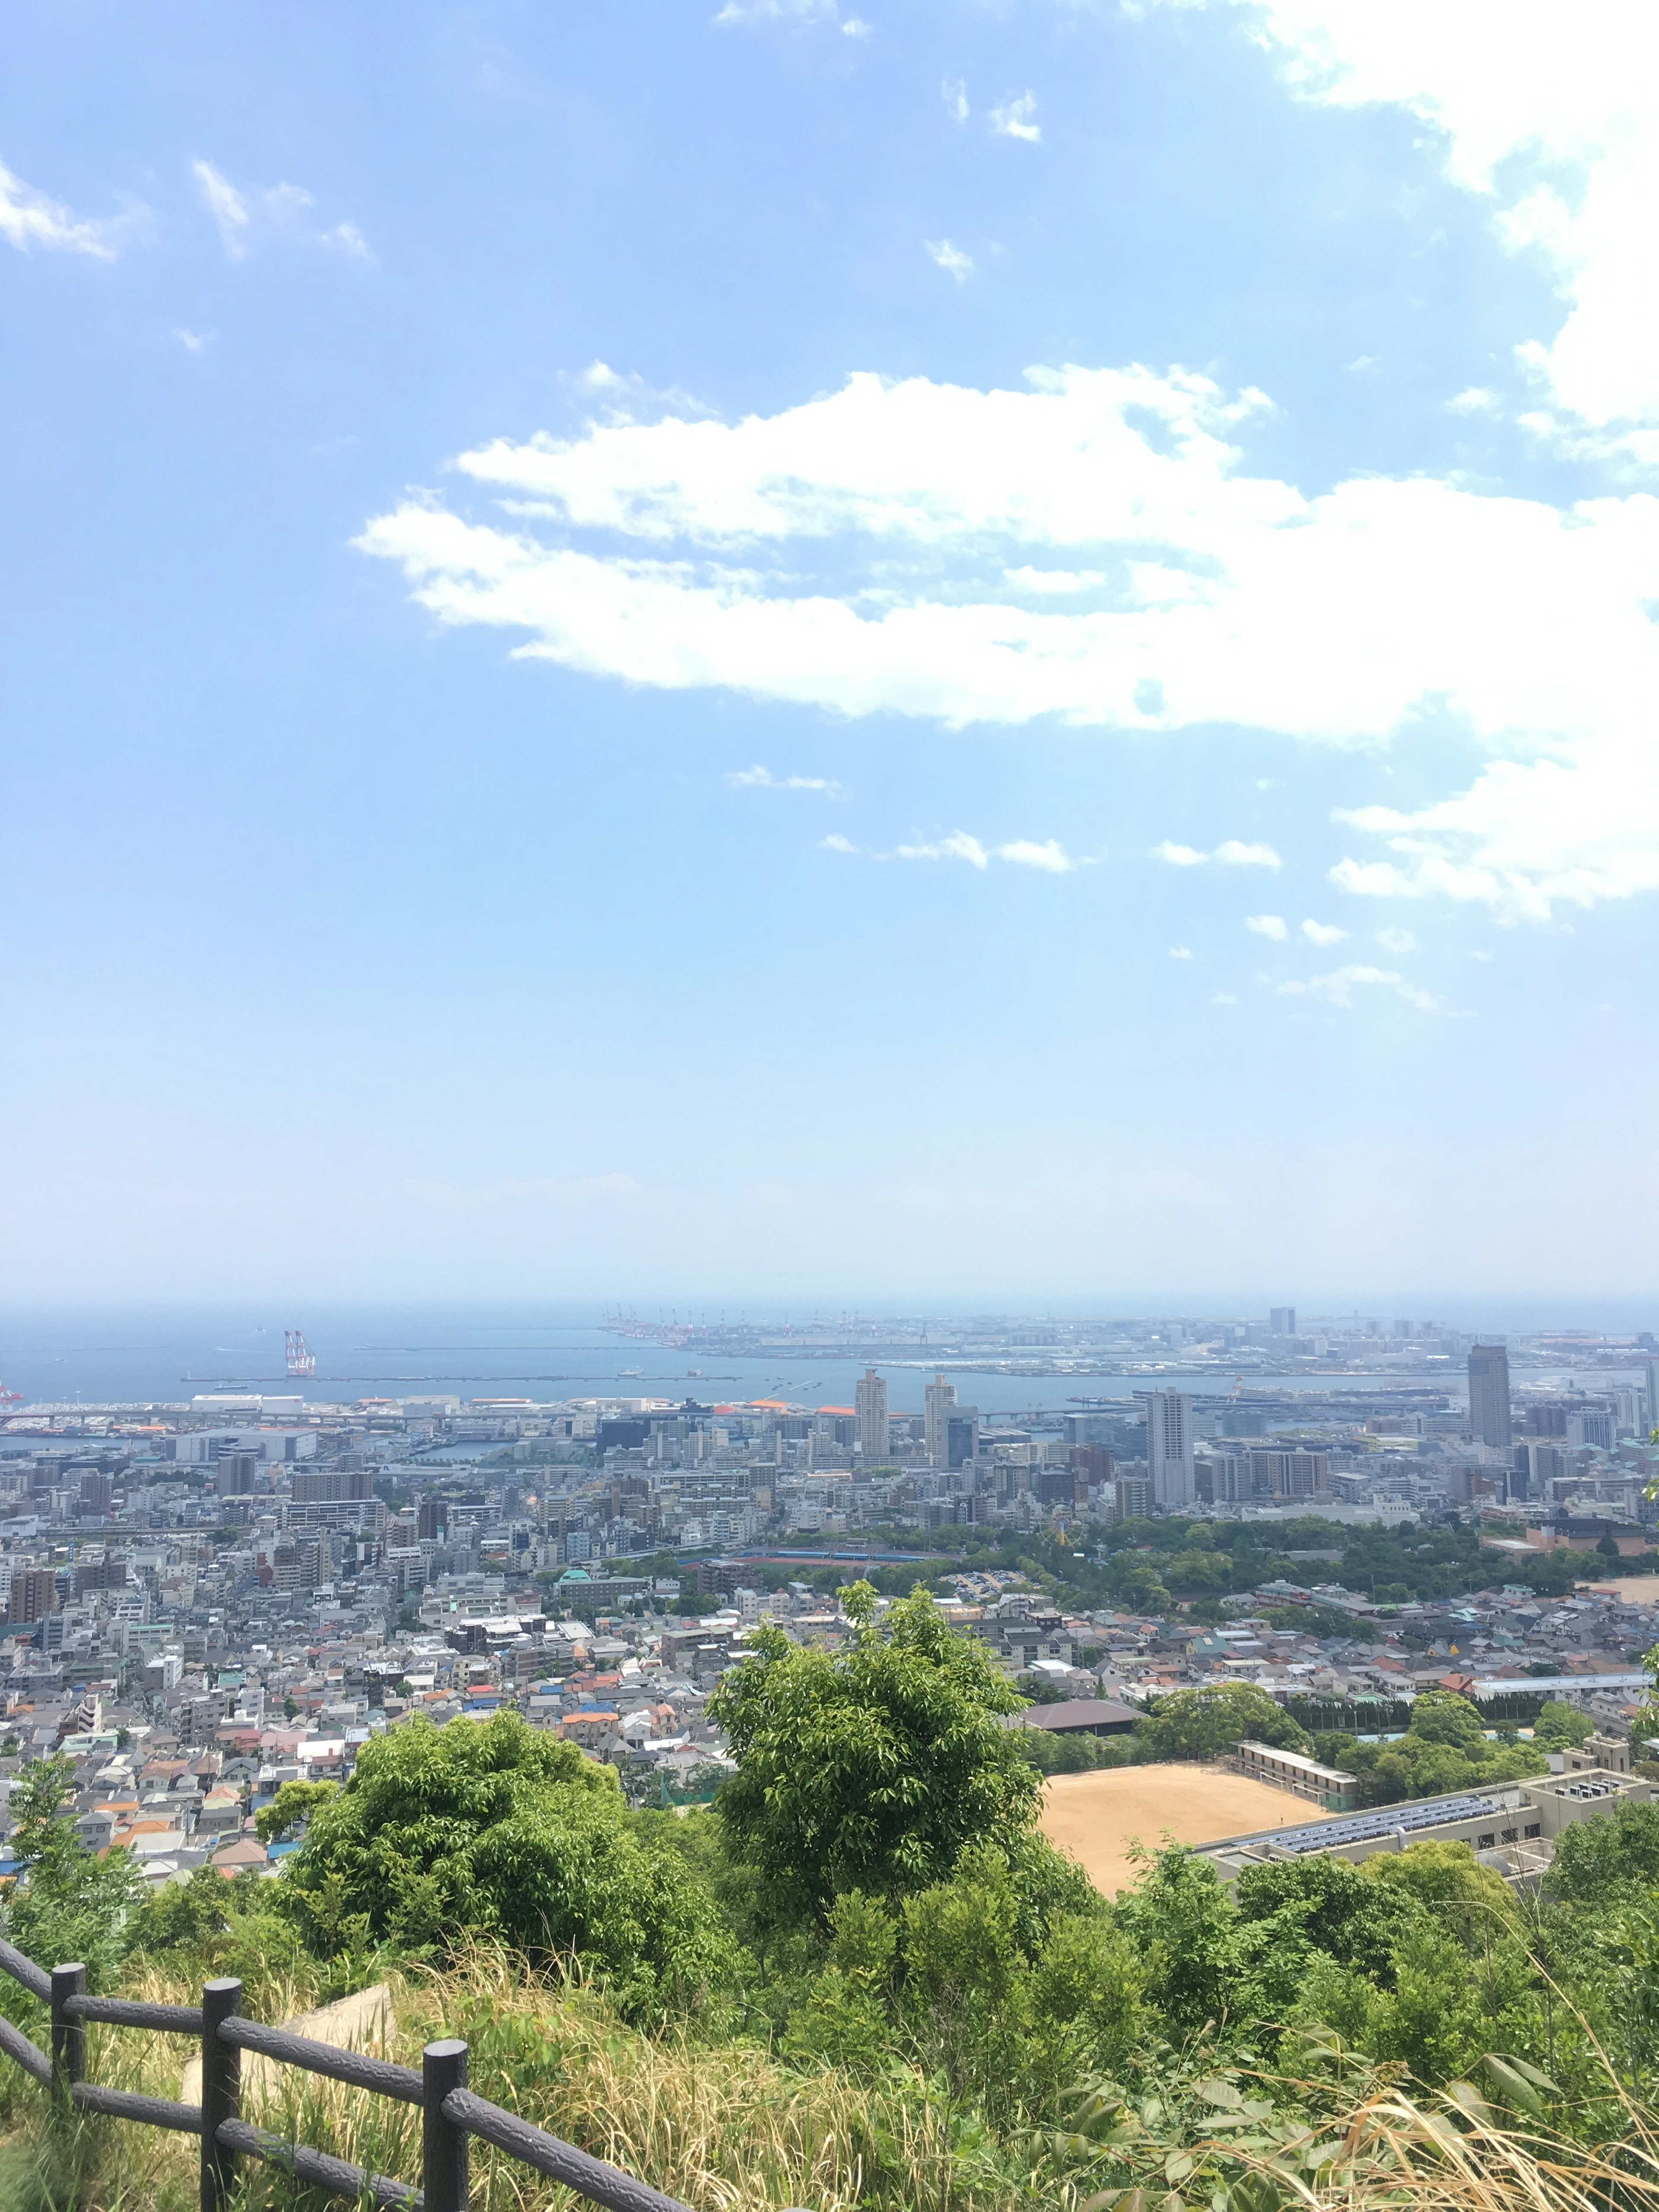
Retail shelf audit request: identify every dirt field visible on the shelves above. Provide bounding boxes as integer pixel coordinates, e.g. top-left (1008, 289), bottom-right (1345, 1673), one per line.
top-left (1040, 1764), bottom-right (1316, 1895)
top-left (1597, 1576), bottom-right (1659, 1605)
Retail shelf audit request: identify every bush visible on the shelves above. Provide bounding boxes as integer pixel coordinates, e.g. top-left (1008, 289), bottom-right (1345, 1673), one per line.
top-left (281, 1708), bottom-right (734, 2018)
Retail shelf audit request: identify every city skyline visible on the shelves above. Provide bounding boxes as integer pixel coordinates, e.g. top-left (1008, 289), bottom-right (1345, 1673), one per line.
top-left (6, 6), bottom-right (1659, 1300)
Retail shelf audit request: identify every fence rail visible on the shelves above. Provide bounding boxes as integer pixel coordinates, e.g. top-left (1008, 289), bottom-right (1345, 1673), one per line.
top-left (0, 1946), bottom-right (799, 2212)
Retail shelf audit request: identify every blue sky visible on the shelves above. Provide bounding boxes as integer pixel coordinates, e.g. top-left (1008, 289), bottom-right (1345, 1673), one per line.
top-left (4, 1), bottom-right (1658, 1306)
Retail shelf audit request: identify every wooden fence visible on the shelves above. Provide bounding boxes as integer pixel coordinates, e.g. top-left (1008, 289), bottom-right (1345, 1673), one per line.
top-left (0, 1935), bottom-right (791, 2212)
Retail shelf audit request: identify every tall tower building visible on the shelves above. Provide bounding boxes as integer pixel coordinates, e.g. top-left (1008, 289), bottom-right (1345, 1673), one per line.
top-left (1468, 1343), bottom-right (1513, 1448)
top-left (1269, 1307), bottom-right (1297, 1335)
top-left (855, 1369), bottom-right (890, 1465)
top-left (1645, 1357), bottom-right (1659, 1438)
top-left (1145, 1390), bottom-right (1194, 1510)
top-left (924, 1374), bottom-right (956, 1465)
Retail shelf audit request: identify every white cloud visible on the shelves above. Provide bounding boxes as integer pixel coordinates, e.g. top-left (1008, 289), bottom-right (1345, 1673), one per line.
top-left (1301, 918), bottom-right (1347, 944)
top-left (1191, 2), bottom-right (1659, 463)
top-left (925, 238), bottom-right (973, 283)
top-left (841, 15), bottom-right (871, 34)
top-left (990, 93), bottom-right (1042, 143)
top-left (193, 159), bottom-right (368, 261)
top-left (824, 830), bottom-right (1079, 871)
top-left (174, 328), bottom-right (213, 354)
top-left (715, 0), bottom-right (845, 21)
top-left (1154, 836), bottom-right (1281, 868)
top-left (896, 832), bottom-right (988, 867)
top-left (1170, 945), bottom-right (1194, 960)
top-left (1447, 386), bottom-right (1500, 415)
top-left (322, 220), bottom-right (374, 260)
top-left (1004, 565), bottom-right (1106, 594)
top-left (1375, 926), bottom-right (1417, 952)
top-left (997, 839), bottom-right (1074, 872)
top-left (1245, 913), bottom-right (1288, 939)
top-left (0, 157), bottom-right (143, 259)
top-left (358, 359), bottom-right (1659, 922)
top-left (727, 763), bottom-right (842, 792)
top-left (943, 78), bottom-right (970, 123)
top-left (1277, 963), bottom-right (1441, 1011)
top-left (1211, 992), bottom-right (1239, 1004)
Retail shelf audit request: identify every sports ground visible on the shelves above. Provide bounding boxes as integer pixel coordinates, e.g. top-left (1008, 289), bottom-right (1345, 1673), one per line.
top-left (1039, 1764), bottom-right (1313, 1894)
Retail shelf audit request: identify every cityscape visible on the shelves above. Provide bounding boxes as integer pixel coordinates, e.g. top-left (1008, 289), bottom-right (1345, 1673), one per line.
top-left (2, 1307), bottom-right (1656, 1888)
top-left (8, 3), bottom-right (1659, 2203)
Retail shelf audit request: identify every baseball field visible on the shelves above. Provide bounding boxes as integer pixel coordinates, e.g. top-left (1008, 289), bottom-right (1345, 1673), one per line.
top-left (1039, 1764), bottom-right (1313, 1894)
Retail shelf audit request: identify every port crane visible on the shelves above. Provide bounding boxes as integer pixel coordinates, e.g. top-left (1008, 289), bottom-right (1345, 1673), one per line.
top-left (285, 1330), bottom-right (317, 1379)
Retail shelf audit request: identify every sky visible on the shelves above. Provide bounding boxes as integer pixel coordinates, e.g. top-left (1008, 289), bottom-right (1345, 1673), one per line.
top-left (4, 0), bottom-right (1659, 1308)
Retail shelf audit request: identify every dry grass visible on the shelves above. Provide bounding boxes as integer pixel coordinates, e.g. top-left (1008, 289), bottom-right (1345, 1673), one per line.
top-left (8, 1949), bottom-right (1659, 2212)
top-left (0, 1944), bottom-right (1027, 2212)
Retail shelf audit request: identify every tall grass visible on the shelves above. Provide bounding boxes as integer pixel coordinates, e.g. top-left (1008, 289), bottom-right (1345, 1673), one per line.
top-left (8, 1949), bottom-right (1659, 2212)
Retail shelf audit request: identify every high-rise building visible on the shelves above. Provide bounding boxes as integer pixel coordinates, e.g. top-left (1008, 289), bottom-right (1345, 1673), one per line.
top-left (1145, 1391), bottom-right (1194, 1509)
top-left (416, 1494), bottom-right (449, 1541)
top-left (1114, 1473), bottom-right (1153, 1521)
top-left (1270, 1307), bottom-right (1297, 1335)
top-left (944, 1410), bottom-right (979, 1469)
top-left (855, 1369), bottom-right (890, 1464)
top-left (1468, 1343), bottom-right (1513, 1448)
top-left (6, 1568), bottom-right (59, 1625)
top-left (1646, 1358), bottom-right (1659, 1438)
top-left (924, 1374), bottom-right (956, 1466)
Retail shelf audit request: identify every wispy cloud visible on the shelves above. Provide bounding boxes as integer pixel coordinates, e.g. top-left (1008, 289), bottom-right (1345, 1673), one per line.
top-left (1169, 946), bottom-right (1194, 960)
top-left (1245, 914), bottom-right (1288, 940)
top-left (0, 157), bottom-right (146, 260)
top-left (925, 238), bottom-right (973, 283)
top-left (989, 92), bottom-right (1042, 143)
top-left (1154, 837), bottom-right (1282, 870)
top-left (823, 831), bottom-right (1083, 871)
top-left (1301, 918), bottom-right (1347, 945)
top-left (1375, 926), bottom-right (1417, 953)
top-left (727, 763), bottom-right (842, 793)
top-left (174, 327), bottom-right (214, 354)
top-left (193, 159), bottom-right (370, 261)
top-left (1278, 965), bottom-right (1441, 1013)
top-left (943, 78), bottom-right (969, 123)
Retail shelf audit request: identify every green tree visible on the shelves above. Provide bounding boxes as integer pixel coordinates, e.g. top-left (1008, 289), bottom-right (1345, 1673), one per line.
top-left (1134, 1682), bottom-right (1310, 1762)
top-left (255, 1778), bottom-right (339, 1846)
top-left (280, 1710), bottom-right (733, 2018)
top-left (1547, 1799), bottom-right (1659, 1904)
top-left (1532, 1699), bottom-right (1594, 1750)
top-left (0, 1755), bottom-right (145, 1993)
top-left (709, 1582), bottom-right (1041, 1930)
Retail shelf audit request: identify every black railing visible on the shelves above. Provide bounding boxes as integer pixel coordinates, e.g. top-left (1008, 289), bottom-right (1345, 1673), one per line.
top-left (0, 1946), bottom-right (799, 2212)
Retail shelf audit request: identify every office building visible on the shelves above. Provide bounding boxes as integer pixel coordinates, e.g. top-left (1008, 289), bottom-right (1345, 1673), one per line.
top-left (1468, 1343), bottom-right (1513, 1448)
top-left (1270, 1307), bottom-right (1296, 1335)
top-left (6, 1569), bottom-right (59, 1625)
top-left (1114, 1472), bottom-right (1153, 1521)
top-left (1145, 1390), bottom-right (1194, 1510)
top-left (1646, 1359), bottom-right (1659, 1438)
top-left (944, 1410), bottom-right (979, 1470)
top-left (855, 1368), bottom-right (890, 1464)
top-left (924, 1374), bottom-right (956, 1466)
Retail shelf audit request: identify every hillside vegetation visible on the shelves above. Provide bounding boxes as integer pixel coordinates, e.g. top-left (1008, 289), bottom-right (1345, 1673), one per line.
top-left (3, 1585), bottom-right (1659, 2212)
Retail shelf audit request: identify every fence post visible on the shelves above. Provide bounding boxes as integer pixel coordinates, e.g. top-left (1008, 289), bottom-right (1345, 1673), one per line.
top-left (423, 2037), bottom-right (470, 2212)
top-left (200, 1977), bottom-right (243, 2212)
top-left (49, 1963), bottom-right (85, 2098)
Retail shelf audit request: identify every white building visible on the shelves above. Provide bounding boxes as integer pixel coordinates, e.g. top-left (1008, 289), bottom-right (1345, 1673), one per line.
top-left (1146, 1390), bottom-right (1194, 1510)
top-left (924, 1374), bottom-right (956, 1467)
top-left (856, 1369), bottom-right (890, 1465)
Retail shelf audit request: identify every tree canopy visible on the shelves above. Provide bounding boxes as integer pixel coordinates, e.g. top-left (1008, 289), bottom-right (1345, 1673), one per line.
top-left (708, 1581), bottom-right (1043, 1929)
top-left (281, 1708), bottom-right (733, 2016)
